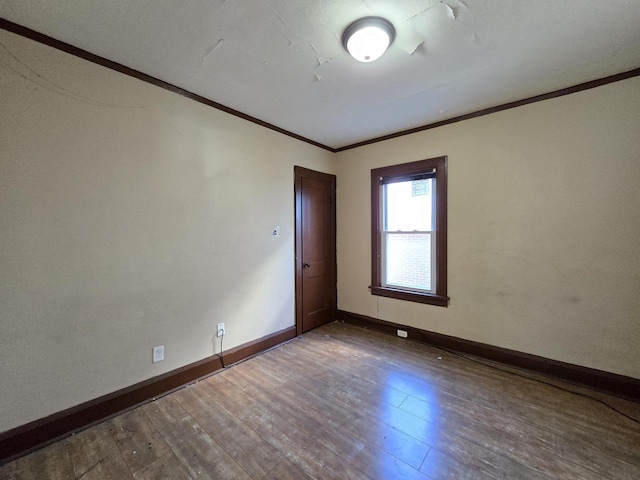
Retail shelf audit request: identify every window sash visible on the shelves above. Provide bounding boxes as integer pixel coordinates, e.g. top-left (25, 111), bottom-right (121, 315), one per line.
top-left (381, 231), bottom-right (436, 293)
top-left (381, 176), bottom-right (437, 293)
top-left (382, 177), bottom-right (435, 236)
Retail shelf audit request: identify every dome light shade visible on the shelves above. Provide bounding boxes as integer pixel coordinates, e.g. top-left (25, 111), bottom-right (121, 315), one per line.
top-left (342, 17), bottom-right (395, 63)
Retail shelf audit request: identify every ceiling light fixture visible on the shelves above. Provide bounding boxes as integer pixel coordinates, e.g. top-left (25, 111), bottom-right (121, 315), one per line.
top-left (342, 17), bottom-right (395, 63)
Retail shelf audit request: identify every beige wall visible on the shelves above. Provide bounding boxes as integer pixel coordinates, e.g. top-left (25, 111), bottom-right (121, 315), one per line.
top-left (337, 76), bottom-right (640, 380)
top-left (0, 30), bottom-right (335, 432)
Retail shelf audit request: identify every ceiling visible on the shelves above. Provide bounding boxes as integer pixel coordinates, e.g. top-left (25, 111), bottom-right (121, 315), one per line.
top-left (1, 0), bottom-right (639, 149)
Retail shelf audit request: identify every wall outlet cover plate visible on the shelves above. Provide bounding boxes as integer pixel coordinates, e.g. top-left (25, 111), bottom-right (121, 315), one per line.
top-left (153, 345), bottom-right (165, 363)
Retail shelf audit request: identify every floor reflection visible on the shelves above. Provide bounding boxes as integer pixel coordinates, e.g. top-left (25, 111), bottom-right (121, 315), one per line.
top-left (379, 370), bottom-right (442, 450)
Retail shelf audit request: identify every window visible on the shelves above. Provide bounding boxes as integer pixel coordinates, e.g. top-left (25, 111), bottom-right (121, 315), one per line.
top-left (371, 156), bottom-right (448, 306)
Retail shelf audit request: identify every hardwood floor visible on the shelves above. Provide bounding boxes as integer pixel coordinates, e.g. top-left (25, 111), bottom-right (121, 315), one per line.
top-left (2, 321), bottom-right (639, 479)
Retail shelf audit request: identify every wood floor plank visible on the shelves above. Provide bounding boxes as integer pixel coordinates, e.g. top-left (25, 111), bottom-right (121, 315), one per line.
top-left (254, 354), bottom-right (510, 478)
top-left (313, 332), bottom-right (537, 423)
top-left (313, 324), bottom-right (549, 415)
top-left (3, 321), bottom-right (638, 480)
top-left (286, 332), bottom-right (510, 419)
top-left (141, 395), bottom-right (250, 479)
top-left (419, 447), bottom-right (495, 480)
top-left (319, 325), bottom-right (640, 480)
top-left (223, 361), bottom-right (433, 479)
top-left (324, 323), bottom-right (640, 438)
top-left (0, 440), bottom-right (75, 480)
top-left (259, 458), bottom-right (315, 480)
top-left (194, 380), bottom-right (371, 480)
top-left (66, 423), bottom-right (134, 480)
top-left (260, 344), bottom-right (477, 439)
top-left (174, 385), bottom-right (283, 479)
top-left (553, 434), bottom-right (640, 480)
top-left (109, 409), bottom-right (191, 479)
top-left (314, 420), bottom-right (433, 480)
top-left (247, 354), bottom-right (434, 469)
top-left (264, 328), bottom-right (634, 480)
top-left (310, 324), bottom-right (638, 474)
top-left (215, 367), bottom-right (327, 435)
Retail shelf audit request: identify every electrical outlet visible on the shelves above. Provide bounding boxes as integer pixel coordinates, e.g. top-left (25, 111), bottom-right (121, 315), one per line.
top-left (397, 329), bottom-right (408, 338)
top-left (152, 345), bottom-right (164, 363)
top-left (217, 323), bottom-right (225, 337)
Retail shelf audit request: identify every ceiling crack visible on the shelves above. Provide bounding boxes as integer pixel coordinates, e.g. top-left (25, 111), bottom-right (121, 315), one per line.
top-left (404, 3), bottom-right (439, 23)
top-left (0, 40), bottom-right (146, 109)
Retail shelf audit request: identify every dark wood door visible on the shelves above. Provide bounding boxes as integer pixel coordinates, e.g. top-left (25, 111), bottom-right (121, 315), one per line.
top-left (295, 167), bottom-right (336, 335)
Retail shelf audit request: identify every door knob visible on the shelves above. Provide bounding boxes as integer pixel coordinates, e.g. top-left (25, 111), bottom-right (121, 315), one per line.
top-left (303, 263), bottom-right (311, 269)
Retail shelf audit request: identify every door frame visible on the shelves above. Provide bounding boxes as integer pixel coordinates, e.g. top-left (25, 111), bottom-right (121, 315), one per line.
top-left (294, 166), bottom-right (337, 336)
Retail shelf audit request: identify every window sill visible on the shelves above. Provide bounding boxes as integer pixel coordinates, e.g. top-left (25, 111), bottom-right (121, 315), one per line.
top-left (370, 286), bottom-right (449, 307)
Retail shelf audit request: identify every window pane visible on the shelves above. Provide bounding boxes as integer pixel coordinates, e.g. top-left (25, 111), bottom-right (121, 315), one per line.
top-left (384, 233), bottom-right (432, 291)
top-left (385, 179), bottom-right (433, 231)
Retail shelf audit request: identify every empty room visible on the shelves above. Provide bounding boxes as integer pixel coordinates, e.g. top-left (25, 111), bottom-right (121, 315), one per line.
top-left (1, 1), bottom-right (639, 479)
